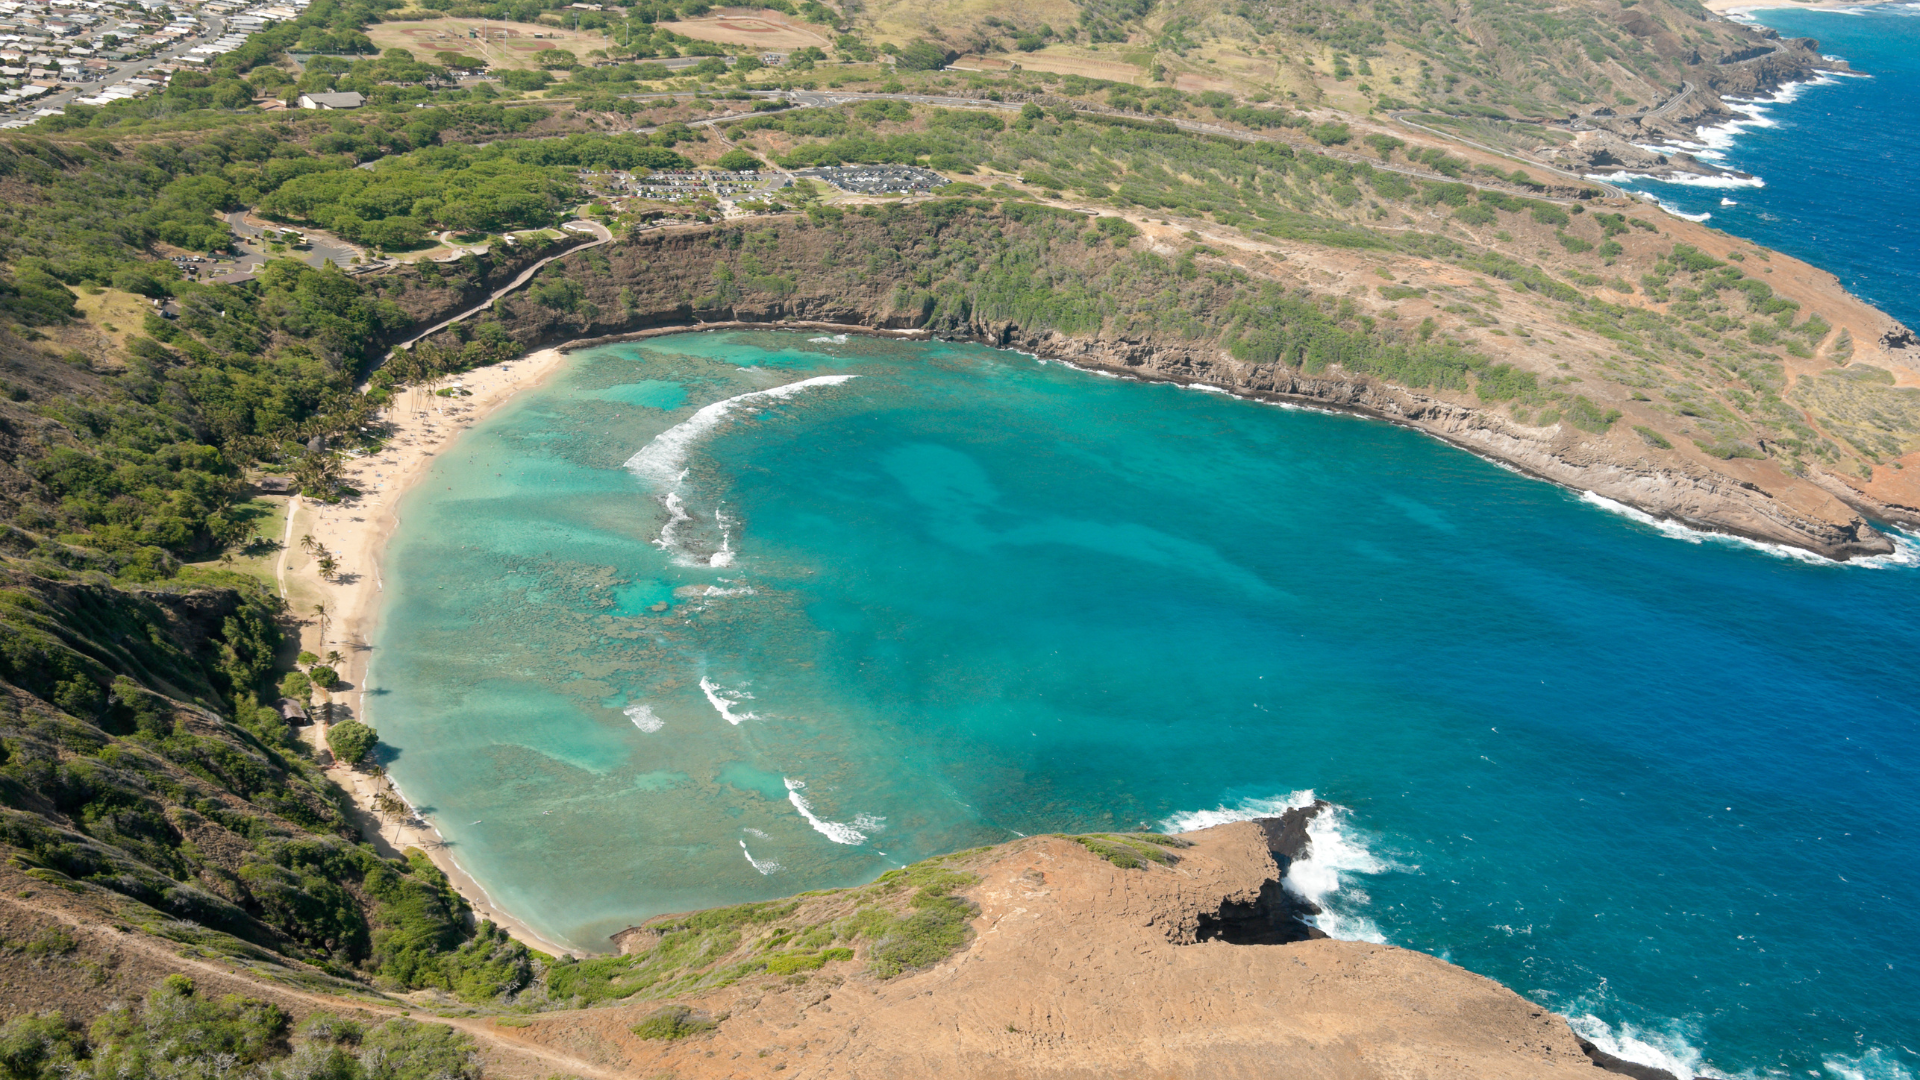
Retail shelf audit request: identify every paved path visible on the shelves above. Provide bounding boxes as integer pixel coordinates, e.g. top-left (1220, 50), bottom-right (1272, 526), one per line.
top-left (387, 219), bottom-right (613, 354)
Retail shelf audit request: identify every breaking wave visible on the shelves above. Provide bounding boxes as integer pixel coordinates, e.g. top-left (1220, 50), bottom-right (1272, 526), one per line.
top-left (1578, 491), bottom-right (1920, 567)
top-left (624, 704), bottom-right (664, 733)
top-left (624, 375), bottom-right (859, 565)
top-left (1159, 789), bottom-right (1396, 942)
top-left (739, 840), bottom-right (783, 875)
top-left (783, 777), bottom-right (882, 845)
top-left (698, 678), bottom-right (758, 725)
top-left (624, 375), bottom-right (860, 490)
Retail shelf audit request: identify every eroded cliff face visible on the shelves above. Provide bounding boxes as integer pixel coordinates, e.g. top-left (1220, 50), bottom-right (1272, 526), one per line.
top-left (388, 207), bottom-right (1915, 559)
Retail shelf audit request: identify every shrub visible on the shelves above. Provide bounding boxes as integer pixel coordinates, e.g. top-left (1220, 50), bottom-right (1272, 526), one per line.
top-left (1564, 395), bottom-right (1621, 433)
top-left (327, 720), bottom-right (377, 765)
top-left (764, 947), bottom-right (853, 975)
top-left (307, 664), bottom-right (340, 689)
top-left (865, 891), bottom-right (976, 977)
top-left (1694, 439), bottom-right (1765, 460)
top-left (1363, 133), bottom-right (1404, 161)
top-left (1310, 122), bottom-right (1351, 146)
top-left (278, 671), bottom-right (312, 700)
top-left (895, 40), bottom-right (950, 71)
top-left (1634, 425), bottom-right (1673, 449)
top-left (632, 1005), bottom-right (716, 1040)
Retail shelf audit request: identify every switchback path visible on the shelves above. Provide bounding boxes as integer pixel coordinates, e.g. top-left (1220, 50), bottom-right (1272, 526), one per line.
top-left (387, 219), bottom-right (613, 354)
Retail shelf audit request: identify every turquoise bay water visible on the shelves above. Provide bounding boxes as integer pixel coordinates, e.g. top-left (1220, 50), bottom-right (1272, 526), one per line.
top-left (375, 331), bottom-right (1920, 1080)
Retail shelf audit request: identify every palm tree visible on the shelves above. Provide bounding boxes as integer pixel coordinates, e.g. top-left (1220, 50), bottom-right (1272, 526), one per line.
top-left (312, 601), bottom-right (331, 644)
top-left (300, 533), bottom-right (320, 556)
top-left (374, 790), bottom-right (409, 841)
top-left (317, 553), bottom-right (339, 580)
top-left (325, 650), bottom-right (344, 668)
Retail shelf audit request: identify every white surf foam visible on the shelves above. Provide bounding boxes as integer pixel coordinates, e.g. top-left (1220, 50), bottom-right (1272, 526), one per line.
top-left (625, 375), bottom-right (858, 563)
top-left (1159, 789), bottom-right (1317, 832)
top-left (1823, 1048), bottom-right (1917, 1080)
top-left (807, 333), bottom-right (850, 343)
top-left (739, 840), bottom-right (783, 875)
top-left (624, 704), bottom-right (664, 733)
top-left (625, 375), bottom-right (858, 489)
top-left (1854, 528), bottom-right (1920, 569)
top-left (1578, 492), bottom-right (1917, 568)
top-left (699, 677), bottom-right (758, 724)
top-left (1602, 171), bottom-right (1765, 191)
top-left (783, 777), bottom-right (876, 845)
top-left (1159, 789), bottom-right (1395, 942)
top-left (1658, 200), bottom-right (1713, 222)
top-left (709, 507), bottom-right (735, 568)
top-left (1567, 1015), bottom-right (1712, 1080)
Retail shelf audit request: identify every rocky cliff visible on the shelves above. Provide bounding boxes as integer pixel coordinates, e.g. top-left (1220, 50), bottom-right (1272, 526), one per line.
top-left (382, 202), bottom-right (1917, 560)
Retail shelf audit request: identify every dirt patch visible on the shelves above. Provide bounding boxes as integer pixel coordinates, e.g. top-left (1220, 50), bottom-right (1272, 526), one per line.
top-left (977, 46), bottom-right (1147, 84)
top-left (365, 18), bottom-right (610, 69)
top-left (673, 10), bottom-right (833, 50)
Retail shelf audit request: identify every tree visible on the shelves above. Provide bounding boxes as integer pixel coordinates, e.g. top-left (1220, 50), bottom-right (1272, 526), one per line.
top-left (326, 650), bottom-right (344, 668)
top-left (300, 533), bottom-right (320, 556)
top-left (715, 149), bottom-right (764, 172)
top-left (317, 553), bottom-right (339, 580)
top-left (326, 719), bottom-right (377, 766)
top-left (312, 601), bottom-right (331, 644)
top-left (308, 665), bottom-right (341, 690)
top-left (374, 790), bottom-right (409, 840)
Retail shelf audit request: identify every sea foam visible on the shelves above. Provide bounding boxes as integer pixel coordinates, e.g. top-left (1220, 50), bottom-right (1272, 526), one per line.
top-left (624, 375), bottom-right (858, 564)
top-left (1578, 491), bottom-right (1915, 567)
top-left (739, 840), bottom-right (783, 875)
top-left (624, 704), bottom-right (665, 733)
top-left (783, 777), bottom-right (879, 845)
top-left (1567, 1015), bottom-right (1714, 1080)
top-left (1160, 789), bottom-right (1395, 942)
top-left (624, 375), bottom-right (860, 489)
top-left (699, 678), bottom-right (758, 724)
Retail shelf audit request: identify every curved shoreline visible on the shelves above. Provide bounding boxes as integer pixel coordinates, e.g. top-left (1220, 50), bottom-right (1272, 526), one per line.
top-left (561, 318), bottom-right (1911, 562)
top-left (297, 319), bottom-right (1905, 961)
top-left (280, 345), bottom-right (581, 958)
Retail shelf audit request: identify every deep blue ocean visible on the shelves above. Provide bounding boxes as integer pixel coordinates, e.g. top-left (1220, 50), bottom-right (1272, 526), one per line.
top-left (1615, 3), bottom-right (1920, 330)
top-left (368, 16), bottom-right (1920, 1079)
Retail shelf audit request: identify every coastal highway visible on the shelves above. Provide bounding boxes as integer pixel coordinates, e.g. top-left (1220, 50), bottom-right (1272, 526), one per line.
top-left (386, 219), bottom-right (613, 355)
top-left (1646, 80), bottom-right (1696, 120)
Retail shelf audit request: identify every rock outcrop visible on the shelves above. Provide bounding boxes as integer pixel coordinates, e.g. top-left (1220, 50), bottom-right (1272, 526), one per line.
top-left (486, 817), bottom-right (1691, 1079)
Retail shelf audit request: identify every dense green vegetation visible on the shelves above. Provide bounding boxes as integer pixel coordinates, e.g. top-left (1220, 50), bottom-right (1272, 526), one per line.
top-left (0, 566), bottom-right (533, 995)
top-left (0, 975), bottom-right (483, 1079)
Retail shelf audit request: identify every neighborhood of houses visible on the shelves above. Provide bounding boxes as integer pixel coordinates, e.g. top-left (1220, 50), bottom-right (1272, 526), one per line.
top-left (1, 0), bottom-right (308, 126)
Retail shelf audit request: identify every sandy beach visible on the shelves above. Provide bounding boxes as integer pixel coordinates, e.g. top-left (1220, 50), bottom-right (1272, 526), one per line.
top-left (278, 345), bottom-right (579, 958)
